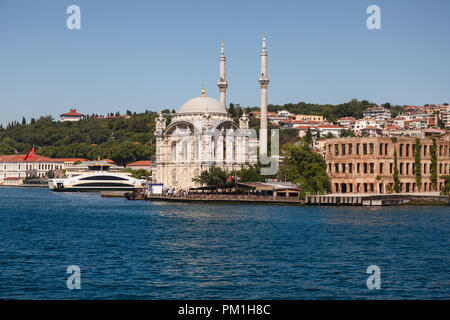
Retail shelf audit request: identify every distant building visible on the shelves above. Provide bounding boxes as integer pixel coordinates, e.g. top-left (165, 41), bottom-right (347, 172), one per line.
top-left (277, 110), bottom-right (292, 118)
top-left (126, 160), bottom-right (152, 172)
top-left (337, 117), bottom-right (355, 128)
top-left (60, 109), bottom-right (86, 122)
top-left (441, 106), bottom-right (450, 128)
top-left (405, 118), bottom-right (428, 130)
top-left (315, 125), bottom-right (344, 137)
top-left (382, 127), bottom-right (423, 138)
top-left (0, 154), bottom-right (68, 185)
top-left (325, 136), bottom-right (450, 194)
top-left (353, 118), bottom-right (381, 132)
top-left (363, 106), bottom-right (391, 121)
top-left (361, 126), bottom-right (382, 137)
top-left (295, 114), bottom-right (324, 122)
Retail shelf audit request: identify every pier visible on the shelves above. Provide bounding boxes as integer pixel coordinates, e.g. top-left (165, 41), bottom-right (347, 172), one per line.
top-left (145, 193), bottom-right (301, 205)
top-left (306, 193), bottom-right (450, 206)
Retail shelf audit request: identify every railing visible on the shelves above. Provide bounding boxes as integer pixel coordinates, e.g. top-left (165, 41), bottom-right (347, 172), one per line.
top-left (146, 193), bottom-right (300, 202)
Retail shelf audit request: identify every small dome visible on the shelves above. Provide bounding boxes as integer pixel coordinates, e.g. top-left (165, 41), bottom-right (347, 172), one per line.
top-left (178, 96), bottom-right (227, 114)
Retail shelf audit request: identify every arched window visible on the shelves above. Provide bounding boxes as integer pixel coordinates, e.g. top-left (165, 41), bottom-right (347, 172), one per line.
top-left (182, 140), bottom-right (188, 161)
top-left (171, 141), bottom-right (177, 161)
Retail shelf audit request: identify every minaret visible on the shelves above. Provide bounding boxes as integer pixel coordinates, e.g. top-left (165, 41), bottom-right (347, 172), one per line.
top-left (258, 34), bottom-right (269, 155)
top-left (217, 40), bottom-right (228, 109)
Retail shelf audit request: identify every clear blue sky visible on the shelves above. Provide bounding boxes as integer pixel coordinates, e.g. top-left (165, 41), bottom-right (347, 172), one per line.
top-left (1, 0), bottom-right (449, 125)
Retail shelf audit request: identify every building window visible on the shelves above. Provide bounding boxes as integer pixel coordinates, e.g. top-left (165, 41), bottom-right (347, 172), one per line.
top-left (363, 144), bottom-right (367, 155)
top-left (335, 163), bottom-right (339, 173)
top-left (335, 144), bottom-right (339, 155)
top-left (349, 163), bottom-right (353, 173)
top-left (400, 144), bottom-right (403, 157)
top-left (342, 144), bottom-right (346, 156)
top-left (379, 143), bottom-right (383, 155)
top-left (370, 163), bottom-right (374, 174)
top-left (342, 163), bottom-right (346, 173)
top-left (385, 143), bottom-right (388, 156)
top-left (348, 144), bottom-right (353, 155)
top-left (357, 163), bottom-right (360, 173)
top-left (380, 163), bottom-right (383, 174)
top-left (424, 145), bottom-right (427, 156)
top-left (400, 163), bottom-right (403, 175)
top-left (406, 163), bottom-right (409, 175)
top-left (369, 143), bottom-right (374, 154)
top-left (424, 163), bottom-right (427, 174)
top-left (328, 145), bottom-right (332, 154)
top-left (406, 144), bottom-right (409, 157)
top-left (364, 163), bottom-right (368, 174)
top-left (356, 144), bottom-right (360, 155)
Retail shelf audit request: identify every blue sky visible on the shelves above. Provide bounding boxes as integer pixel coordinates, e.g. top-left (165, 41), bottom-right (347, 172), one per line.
top-left (1, 0), bottom-right (449, 125)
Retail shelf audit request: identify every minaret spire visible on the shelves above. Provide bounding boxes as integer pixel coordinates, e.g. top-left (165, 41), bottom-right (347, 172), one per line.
top-left (258, 34), bottom-right (270, 155)
top-left (217, 40), bottom-right (228, 109)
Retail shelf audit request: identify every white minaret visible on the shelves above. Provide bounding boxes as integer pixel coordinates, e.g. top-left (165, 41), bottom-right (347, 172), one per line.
top-left (258, 34), bottom-right (269, 155)
top-left (217, 40), bottom-right (228, 109)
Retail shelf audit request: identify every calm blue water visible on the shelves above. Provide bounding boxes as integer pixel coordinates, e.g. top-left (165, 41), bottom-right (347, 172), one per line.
top-left (0, 187), bottom-right (448, 299)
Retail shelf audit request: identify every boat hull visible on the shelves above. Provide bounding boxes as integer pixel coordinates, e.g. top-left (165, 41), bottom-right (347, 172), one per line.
top-left (51, 187), bottom-right (141, 192)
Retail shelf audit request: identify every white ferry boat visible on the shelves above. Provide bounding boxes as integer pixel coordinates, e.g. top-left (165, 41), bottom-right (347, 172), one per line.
top-left (49, 160), bottom-right (146, 192)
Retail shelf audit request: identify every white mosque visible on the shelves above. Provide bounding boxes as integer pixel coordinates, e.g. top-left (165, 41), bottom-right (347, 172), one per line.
top-left (154, 36), bottom-right (270, 189)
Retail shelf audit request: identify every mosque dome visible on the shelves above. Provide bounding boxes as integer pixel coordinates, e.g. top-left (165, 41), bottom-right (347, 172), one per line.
top-left (177, 85), bottom-right (227, 114)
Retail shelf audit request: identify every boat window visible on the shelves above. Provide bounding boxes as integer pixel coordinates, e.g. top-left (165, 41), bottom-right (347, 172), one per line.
top-left (79, 176), bottom-right (129, 181)
top-left (75, 183), bottom-right (135, 187)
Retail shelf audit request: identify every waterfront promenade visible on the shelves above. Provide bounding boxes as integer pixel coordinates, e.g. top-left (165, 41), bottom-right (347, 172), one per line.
top-left (145, 193), bottom-right (301, 204)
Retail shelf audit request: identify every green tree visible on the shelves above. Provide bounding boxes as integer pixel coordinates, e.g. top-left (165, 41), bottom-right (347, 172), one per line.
top-left (192, 166), bottom-right (228, 187)
top-left (340, 129), bottom-right (355, 137)
top-left (279, 142), bottom-right (330, 198)
top-left (393, 149), bottom-right (401, 193)
top-left (231, 165), bottom-right (264, 182)
top-left (414, 138), bottom-right (422, 191)
top-left (124, 168), bottom-right (151, 179)
top-left (0, 142), bottom-right (15, 155)
top-left (430, 138), bottom-right (438, 190)
top-left (441, 175), bottom-right (450, 195)
top-left (303, 128), bottom-right (313, 145)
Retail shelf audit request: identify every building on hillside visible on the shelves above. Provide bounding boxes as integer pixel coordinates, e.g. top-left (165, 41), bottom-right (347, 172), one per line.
top-left (427, 113), bottom-right (438, 127)
top-left (60, 109), bottom-right (86, 122)
top-left (353, 118), bottom-right (381, 133)
top-left (315, 125), bottom-right (344, 137)
top-left (295, 114), bottom-right (324, 122)
top-left (441, 107), bottom-right (450, 128)
top-left (361, 126), bottom-right (382, 137)
top-left (405, 118), bottom-right (428, 130)
top-left (0, 154), bottom-right (68, 185)
top-left (325, 136), bottom-right (450, 194)
top-left (382, 127), bottom-right (424, 138)
top-left (362, 106), bottom-right (391, 121)
top-left (277, 110), bottom-right (292, 118)
top-left (337, 117), bottom-right (355, 128)
top-left (424, 128), bottom-right (447, 137)
top-left (126, 160), bottom-right (152, 172)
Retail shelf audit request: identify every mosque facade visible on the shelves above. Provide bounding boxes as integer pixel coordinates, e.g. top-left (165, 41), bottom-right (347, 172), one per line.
top-left (154, 37), bottom-right (269, 189)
